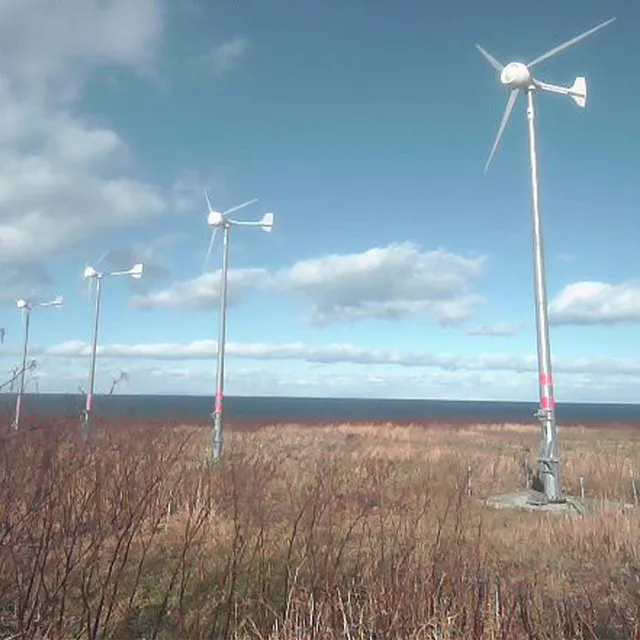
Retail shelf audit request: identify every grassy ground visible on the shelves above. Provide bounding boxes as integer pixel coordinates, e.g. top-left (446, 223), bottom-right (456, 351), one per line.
top-left (1, 418), bottom-right (640, 638)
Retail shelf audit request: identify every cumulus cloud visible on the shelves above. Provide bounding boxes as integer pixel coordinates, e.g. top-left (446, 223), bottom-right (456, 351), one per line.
top-left (40, 338), bottom-right (640, 379)
top-left (8, 339), bottom-right (640, 401)
top-left (135, 243), bottom-right (487, 324)
top-left (0, 0), bottom-right (167, 278)
top-left (11, 356), bottom-right (640, 401)
top-left (0, 0), bottom-right (163, 100)
top-left (274, 243), bottom-right (486, 325)
top-left (466, 323), bottom-right (520, 337)
top-left (550, 280), bottom-right (640, 325)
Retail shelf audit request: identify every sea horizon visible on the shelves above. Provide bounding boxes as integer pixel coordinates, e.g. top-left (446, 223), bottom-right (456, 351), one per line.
top-left (1, 393), bottom-right (640, 426)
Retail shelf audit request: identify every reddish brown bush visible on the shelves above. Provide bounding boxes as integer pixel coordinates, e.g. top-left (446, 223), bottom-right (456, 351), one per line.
top-left (0, 419), bottom-right (639, 638)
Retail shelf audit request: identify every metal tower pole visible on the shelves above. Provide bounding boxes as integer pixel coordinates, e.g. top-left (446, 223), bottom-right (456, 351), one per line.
top-left (212, 224), bottom-right (230, 461)
top-left (13, 308), bottom-right (31, 430)
top-left (82, 276), bottom-right (103, 442)
top-left (525, 87), bottom-right (563, 502)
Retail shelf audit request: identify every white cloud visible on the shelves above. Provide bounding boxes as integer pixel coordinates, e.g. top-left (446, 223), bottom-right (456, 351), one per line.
top-left (135, 243), bottom-right (487, 324)
top-left (0, 0), bottom-right (167, 278)
top-left (273, 243), bottom-right (486, 325)
top-left (550, 280), bottom-right (640, 325)
top-left (132, 269), bottom-right (269, 310)
top-left (198, 36), bottom-right (250, 77)
top-left (39, 338), bottom-right (640, 379)
top-left (466, 322), bottom-right (520, 337)
top-left (0, 0), bottom-right (163, 100)
top-left (14, 339), bottom-right (640, 401)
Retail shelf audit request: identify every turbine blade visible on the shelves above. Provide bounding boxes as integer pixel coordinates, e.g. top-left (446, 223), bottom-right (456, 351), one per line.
top-left (204, 189), bottom-right (213, 213)
top-left (223, 198), bottom-right (259, 216)
top-left (484, 89), bottom-right (519, 174)
top-left (475, 44), bottom-right (504, 72)
top-left (95, 249), bottom-right (110, 269)
top-left (527, 17), bottom-right (615, 68)
top-left (203, 228), bottom-right (218, 273)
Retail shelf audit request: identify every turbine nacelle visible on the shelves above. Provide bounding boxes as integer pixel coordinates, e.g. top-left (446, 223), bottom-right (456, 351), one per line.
top-left (84, 266), bottom-right (99, 279)
top-left (207, 211), bottom-right (226, 228)
top-left (500, 62), bottom-right (531, 89)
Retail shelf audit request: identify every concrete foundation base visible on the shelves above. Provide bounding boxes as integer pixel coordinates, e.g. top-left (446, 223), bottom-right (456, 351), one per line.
top-left (485, 491), bottom-right (636, 516)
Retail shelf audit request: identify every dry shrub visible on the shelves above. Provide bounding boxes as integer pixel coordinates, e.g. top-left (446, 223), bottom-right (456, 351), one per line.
top-left (0, 419), bottom-right (639, 638)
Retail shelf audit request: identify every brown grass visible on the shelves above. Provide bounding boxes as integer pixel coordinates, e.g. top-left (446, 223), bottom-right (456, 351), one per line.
top-left (1, 417), bottom-right (640, 638)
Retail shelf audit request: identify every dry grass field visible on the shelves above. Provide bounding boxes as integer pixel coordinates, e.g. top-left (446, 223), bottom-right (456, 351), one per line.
top-left (1, 417), bottom-right (640, 638)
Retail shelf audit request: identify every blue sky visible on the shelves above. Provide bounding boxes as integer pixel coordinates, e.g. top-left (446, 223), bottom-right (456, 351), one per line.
top-left (0, 0), bottom-right (638, 402)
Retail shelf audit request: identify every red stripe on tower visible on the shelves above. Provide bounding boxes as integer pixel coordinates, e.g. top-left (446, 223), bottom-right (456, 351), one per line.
top-left (541, 396), bottom-right (555, 409)
top-left (539, 372), bottom-right (553, 386)
top-left (214, 392), bottom-right (224, 414)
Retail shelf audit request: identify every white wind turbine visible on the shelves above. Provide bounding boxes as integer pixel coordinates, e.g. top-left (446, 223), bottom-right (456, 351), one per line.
top-left (203, 191), bottom-right (274, 461)
top-left (13, 296), bottom-right (64, 430)
top-left (81, 262), bottom-right (144, 441)
top-left (476, 17), bottom-right (615, 503)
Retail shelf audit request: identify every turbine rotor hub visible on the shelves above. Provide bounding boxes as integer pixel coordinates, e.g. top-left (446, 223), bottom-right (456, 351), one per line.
top-left (500, 62), bottom-right (532, 89)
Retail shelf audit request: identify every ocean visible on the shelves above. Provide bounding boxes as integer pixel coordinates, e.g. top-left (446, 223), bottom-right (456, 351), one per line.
top-left (2, 393), bottom-right (640, 425)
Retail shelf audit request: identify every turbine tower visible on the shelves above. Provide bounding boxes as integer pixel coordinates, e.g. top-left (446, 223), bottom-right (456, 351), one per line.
top-left (203, 192), bottom-right (274, 461)
top-left (476, 17), bottom-right (615, 503)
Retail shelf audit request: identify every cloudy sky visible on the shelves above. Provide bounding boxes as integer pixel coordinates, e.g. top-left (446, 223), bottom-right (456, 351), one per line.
top-left (0, 0), bottom-right (637, 402)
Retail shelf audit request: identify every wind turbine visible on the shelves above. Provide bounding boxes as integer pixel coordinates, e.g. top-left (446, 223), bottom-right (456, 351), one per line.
top-left (476, 17), bottom-right (615, 503)
top-left (13, 296), bottom-right (63, 430)
top-left (203, 191), bottom-right (274, 461)
top-left (81, 262), bottom-right (144, 441)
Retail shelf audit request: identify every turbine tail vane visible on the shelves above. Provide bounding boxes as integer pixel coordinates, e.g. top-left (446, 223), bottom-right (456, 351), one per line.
top-left (527, 17), bottom-right (615, 68)
top-left (484, 89), bottom-right (519, 174)
top-left (475, 44), bottom-right (504, 72)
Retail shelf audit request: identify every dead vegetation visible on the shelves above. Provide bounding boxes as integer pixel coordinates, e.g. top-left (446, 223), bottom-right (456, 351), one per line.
top-left (1, 418), bottom-right (640, 638)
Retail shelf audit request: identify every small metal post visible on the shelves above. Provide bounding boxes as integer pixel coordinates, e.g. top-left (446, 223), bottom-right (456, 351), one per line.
top-left (82, 276), bottom-right (103, 442)
top-left (525, 87), bottom-right (562, 503)
top-left (212, 224), bottom-right (230, 461)
top-left (13, 308), bottom-right (31, 430)
top-left (579, 476), bottom-right (585, 501)
top-left (631, 470), bottom-right (638, 507)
